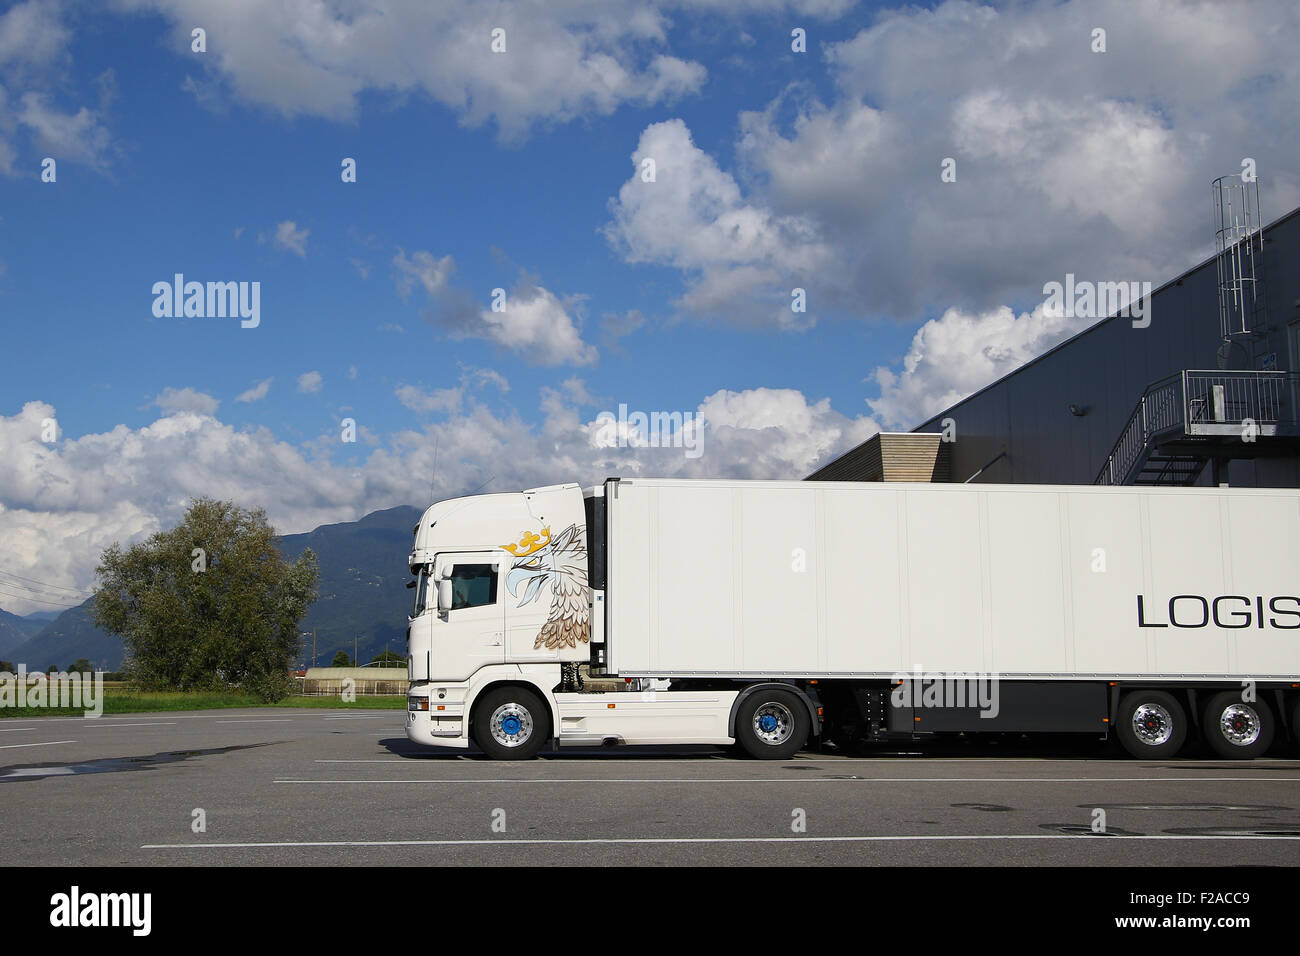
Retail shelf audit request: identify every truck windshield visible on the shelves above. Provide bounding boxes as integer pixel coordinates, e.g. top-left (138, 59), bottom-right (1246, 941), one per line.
top-left (413, 566), bottom-right (432, 616)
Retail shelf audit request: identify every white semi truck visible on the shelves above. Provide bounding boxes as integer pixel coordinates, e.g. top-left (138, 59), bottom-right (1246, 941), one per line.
top-left (404, 478), bottom-right (1300, 760)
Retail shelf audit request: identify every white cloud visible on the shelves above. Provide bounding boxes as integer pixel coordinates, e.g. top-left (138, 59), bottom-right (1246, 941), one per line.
top-left (395, 249), bottom-right (598, 366)
top-left (603, 118), bottom-right (830, 328)
top-left (0, 387), bottom-right (874, 611)
top-left (868, 303), bottom-right (1093, 430)
top-left (112, 0), bottom-right (733, 139)
top-left (270, 220), bottom-right (309, 258)
top-left (152, 387), bottom-right (220, 416)
top-left (297, 371), bottom-right (323, 393)
top-left (605, 1), bottom-right (1300, 327)
top-left (235, 378), bottom-right (272, 403)
top-left (478, 285), bottom-right (598, 367)
top-left (14, 92), bottom-right (112, 168)
top-left (394, 249), bottom-right (455, 301)
top-left (0, 1), bottom-right (69, 71)
top-left (397, 365), bottom-right (513, 416)
top-left (396, 384), bottom-right (463, 415)
top-left (464, 366), bottom-right (509, 393)
top-left (0, 3), bottom-right (113, 174)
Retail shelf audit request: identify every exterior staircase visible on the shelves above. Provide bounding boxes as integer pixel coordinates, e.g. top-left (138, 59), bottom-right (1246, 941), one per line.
top-left (1095, 370), bottom-right (1299, 486)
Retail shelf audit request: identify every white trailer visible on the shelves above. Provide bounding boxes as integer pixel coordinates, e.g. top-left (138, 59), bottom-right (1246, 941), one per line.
top-left (404, 478), bottom-right (1300, 759)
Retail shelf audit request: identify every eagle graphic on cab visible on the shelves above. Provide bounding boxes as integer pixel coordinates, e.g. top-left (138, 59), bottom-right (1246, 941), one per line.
top-left (499, 524), bottom-right (590, 649)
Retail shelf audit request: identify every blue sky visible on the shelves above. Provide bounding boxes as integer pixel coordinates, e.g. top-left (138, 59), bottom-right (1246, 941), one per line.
top-left (1, 0), bottom-right (919, 447)
top-left (1, 0), bottom-right (1298, 610)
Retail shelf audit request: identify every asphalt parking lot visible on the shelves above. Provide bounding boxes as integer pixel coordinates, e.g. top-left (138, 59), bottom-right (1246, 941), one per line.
top-left (2, 708), bottom-right (1298, 866)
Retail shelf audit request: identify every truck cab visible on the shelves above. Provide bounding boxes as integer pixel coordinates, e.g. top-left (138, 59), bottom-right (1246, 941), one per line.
top-left (405, 483), bottom-right (591, 747)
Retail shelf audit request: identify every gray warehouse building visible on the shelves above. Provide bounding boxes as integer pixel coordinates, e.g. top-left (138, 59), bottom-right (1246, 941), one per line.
top-left (813, 183), bottom-right (1300, 488)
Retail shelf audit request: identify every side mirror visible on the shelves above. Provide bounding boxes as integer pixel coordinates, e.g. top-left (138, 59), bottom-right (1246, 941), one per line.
top-left (437, 578), bottom-right (453, 613)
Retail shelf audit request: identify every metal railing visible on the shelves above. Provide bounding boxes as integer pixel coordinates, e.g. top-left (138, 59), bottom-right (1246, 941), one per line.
top-left (1185, 370), bottom-right (1286, 426)
top-left (1095, 370), bottom-right (1297, 485)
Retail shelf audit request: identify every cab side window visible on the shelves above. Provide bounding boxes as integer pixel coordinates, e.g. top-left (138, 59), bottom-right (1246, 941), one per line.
top-left (449, 563), bottom-right (498, 610)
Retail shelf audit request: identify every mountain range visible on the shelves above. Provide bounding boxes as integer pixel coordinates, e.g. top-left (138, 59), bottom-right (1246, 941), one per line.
top-left (0, 607), bottom-right (48, 658)
top-left (1, 505), bottom-right (424, 671)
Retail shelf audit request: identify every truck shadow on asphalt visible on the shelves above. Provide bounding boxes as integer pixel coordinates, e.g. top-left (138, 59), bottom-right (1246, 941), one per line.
top-left (378, 735), bottom-right (1299, 761)
top-left (0, 742), bottom-right (278, 782)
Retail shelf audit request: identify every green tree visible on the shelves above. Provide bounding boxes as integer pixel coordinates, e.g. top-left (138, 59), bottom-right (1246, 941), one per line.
top-left (369, 650), bottom-right (407, 667)
top-left (330, 650), bottom-right (353, 668)
top-left (92, 498), bottom-right (319, 701)
top-left (67, 658), bottom-right (93, 674)
top-left (0, 660), bottom-right (13, 674)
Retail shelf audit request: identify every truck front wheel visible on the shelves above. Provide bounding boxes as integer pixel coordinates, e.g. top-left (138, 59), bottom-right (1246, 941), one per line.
top-left (473, 686), bottom-right (550, 760)
top-left (1116, 691), bottom-right (1186, 759)
top-left (1202, 692), bottom-right (1274, 759)
top-left (734, 690), bottom-right (810, 759)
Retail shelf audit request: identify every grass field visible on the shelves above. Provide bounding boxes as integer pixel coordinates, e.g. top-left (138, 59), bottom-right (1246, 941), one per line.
top-left (0, 686), bottom-right (406, 718)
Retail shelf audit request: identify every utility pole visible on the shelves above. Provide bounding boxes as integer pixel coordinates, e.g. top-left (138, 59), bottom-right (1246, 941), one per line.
top-left (313, 628), bottom-right (317, 668)
top-left (354, 635), bottom-right (358, 668)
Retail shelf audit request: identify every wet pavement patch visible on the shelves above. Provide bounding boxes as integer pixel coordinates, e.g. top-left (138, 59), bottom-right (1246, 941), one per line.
top-left (1085, 803), bottom-right (1290, 812)
top-left (952, 803), bottom-right (1014, 812)
top-left (0, 743), bottom-right (276, 781)
top-left (1162, 827), bottom-right (1300, 837)
top-left (1040, 823), bottom-right (1141, 836)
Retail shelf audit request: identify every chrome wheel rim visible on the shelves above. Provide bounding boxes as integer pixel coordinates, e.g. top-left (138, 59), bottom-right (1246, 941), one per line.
top-left (752, 702), bottom-right (795, 745)
top-left (489, 702), bottom-right (533, 748)
top-left (1219, 704), bottom-right (1262, 747)
top-left (1132, 703), bottom-right (1174, 746)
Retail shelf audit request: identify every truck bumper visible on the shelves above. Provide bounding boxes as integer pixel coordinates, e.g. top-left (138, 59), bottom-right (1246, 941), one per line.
top-left (405, 682), bottom-right (470, 749)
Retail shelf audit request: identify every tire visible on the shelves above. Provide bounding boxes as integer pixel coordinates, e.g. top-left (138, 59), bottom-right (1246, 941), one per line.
top-left (1116, 690), bottom-right (1187, 759)
top-left (1202, 692), bottom-right (1274, 760)
top-left (734, 689), bottom-right (810, 759)
top-left (472, 686), bottom-right (550, 760)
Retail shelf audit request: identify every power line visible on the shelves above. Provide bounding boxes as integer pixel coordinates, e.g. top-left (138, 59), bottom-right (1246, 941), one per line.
top-left (0, 575), bottom-right (91, 600)
top-left (0, 566), bottom-right (93, 595)
top-left (0, 583), bottom-right (85, 609)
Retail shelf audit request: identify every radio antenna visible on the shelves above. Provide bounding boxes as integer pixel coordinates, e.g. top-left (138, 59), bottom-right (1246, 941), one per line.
top-left (429, 437), bottom-right (440, 505)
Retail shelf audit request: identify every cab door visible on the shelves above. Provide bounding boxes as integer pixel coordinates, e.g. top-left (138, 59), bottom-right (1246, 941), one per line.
top-left (431, 552), bottom-right (506, 681)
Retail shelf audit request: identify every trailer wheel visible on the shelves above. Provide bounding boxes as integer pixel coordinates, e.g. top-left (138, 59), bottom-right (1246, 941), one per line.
top-left (1116, 691), bottom-right (1186, 759)
top-left (1202, 692), bottom-right (1274, 760)
top-left (735, 690), bottom-right (809, 759)
top-left (473, 686), bottom-right (550, 760)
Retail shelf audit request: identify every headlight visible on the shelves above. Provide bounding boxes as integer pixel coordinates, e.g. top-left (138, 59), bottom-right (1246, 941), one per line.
top-left (407, 697), bottom-right (429, 712)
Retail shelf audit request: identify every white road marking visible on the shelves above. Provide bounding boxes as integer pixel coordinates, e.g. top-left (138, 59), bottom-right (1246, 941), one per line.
top-left (0, 727), bottom-right (38, 732)
top-left (84, 722), bottom-right (176, 728)
top-left (324, 716), bottom-right (388, 720)
top-left (2, 766), bottom-right (76, 777)
top-left (0, 739), bottom-right (75, 750)
top-left (273, 775), bottom-right (1300, 785)
top-left (14, 714), bottom-right (212, 722)
top-left (141, 833), bottom-right (1300, 850)
top-left (216, 719), bottom-right (294, 724)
